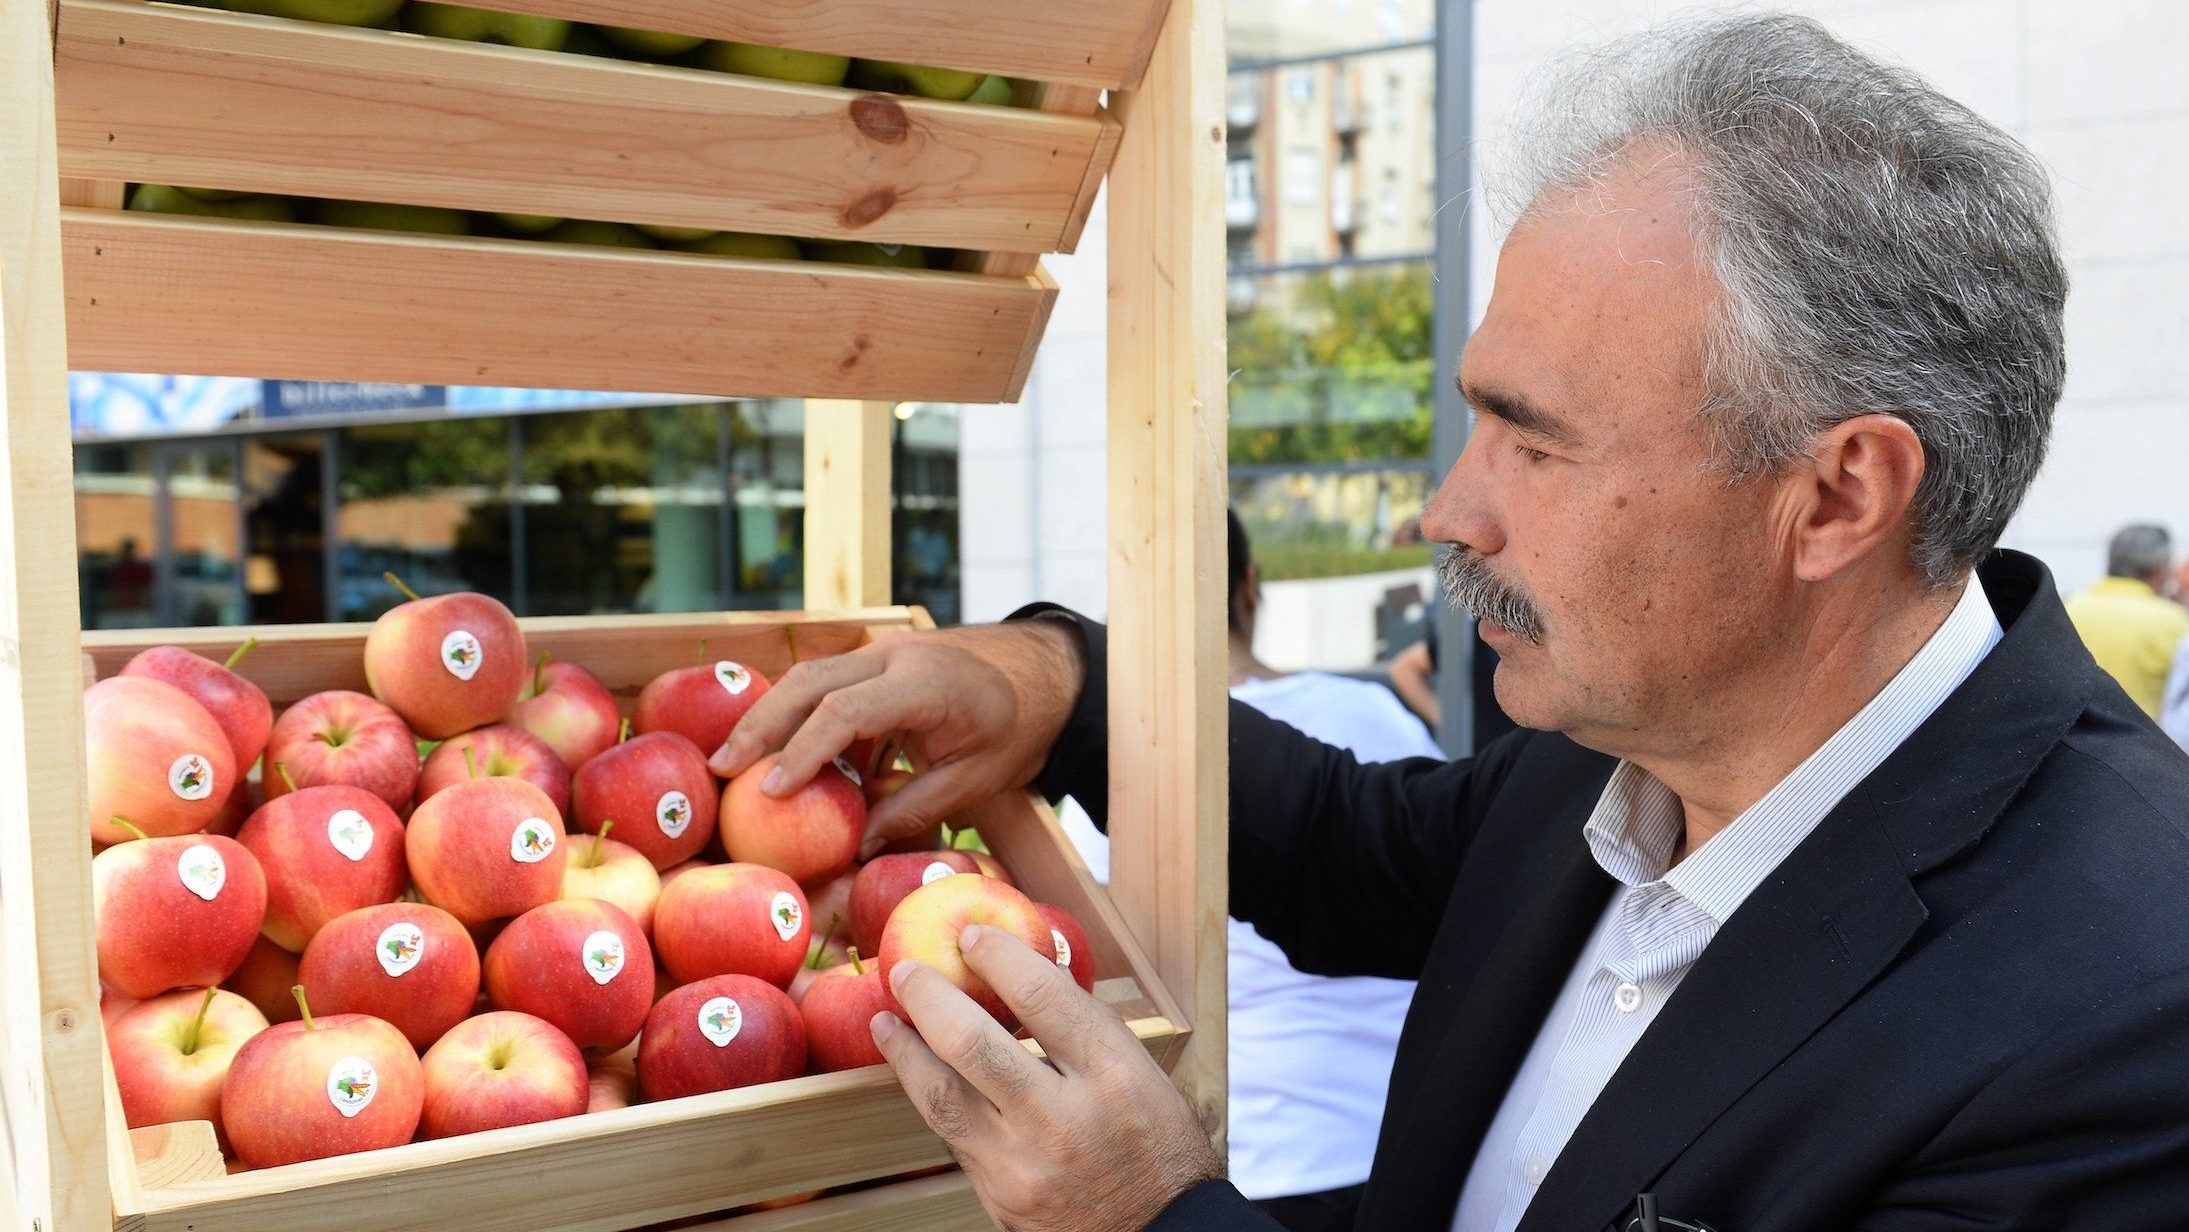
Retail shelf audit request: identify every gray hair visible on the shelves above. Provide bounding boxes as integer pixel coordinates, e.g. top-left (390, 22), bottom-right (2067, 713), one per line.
top-left (1491, 14), bottom-right (2067, 585)
top-left (2107, 523), bottom-right (2173, 581)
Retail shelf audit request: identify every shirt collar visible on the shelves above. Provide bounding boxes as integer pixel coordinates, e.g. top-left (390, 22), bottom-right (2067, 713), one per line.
top-left (1583, 571), bottom-right (2005, 923)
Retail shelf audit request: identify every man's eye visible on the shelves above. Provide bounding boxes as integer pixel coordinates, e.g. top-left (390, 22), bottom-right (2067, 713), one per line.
top-left (1513, 444), bottom-right (1551, 464)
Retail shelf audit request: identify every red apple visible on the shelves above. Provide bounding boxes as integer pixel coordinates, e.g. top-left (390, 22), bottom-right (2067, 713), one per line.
top-left (85, 676), bottom-right (237, 844)
top-left (224, 934), bottom-right (304, 1025)
top-left (587, 1053), bottom-right (637, 1112)
top-left (652, 863), bottom-right (810, 988)
top-left (658, 858), bottom-right (713, 895)
top-left (878, 874), bottom-right (1054, 1027)
top-left (632, 658), bottom-right (771, 764)
top-left (561, 827), bottom-right (662, 933)
top-left (636, 974), bottom-right (805, 1101)
top-left (847, 851), bottom-right (981, 957)
top-left (265, 690), bottom-right (420, 813)
top-left (236, 785), bottom-right (407, 952)
top-left (100, 987), bottom-right (139, 1032)
top-left (417, 724), bottom-right (572, 817)
top-left (206, 776), bottom-right (263, 839)
top-left (718, 754), bottom-right (865, 884)
top-left (572, 730), bottom-right (717, 870)
top-left (800, 952), bottom-right (892, 1072)
top-left (483, 899), bottom-right (653, 1052)
top-left (119, 640), bottom-right (274, 776)
top-left (1037, 904), bottom-right (1095, 993)
top-left (93, 834), bottom-right (267, 999)
top-left (511, 656), bottom-right (621, 772)
top-left (406, 777), bottom-right (567, 928)
top-left (299, 902), bottom-right (480, 1051)
top-left (363, 578), bottom-right (527, 740)
top-left (967, 851), bottom-right (1013, 886)
top-left (788, 912), bottom-right (853, 1004)
top-left (803, 865), bottom-right (859, 933)
top-left (109, 988), bottom-right (269, 1147)
top-left (419, 1010), bottom-right (588, 1139)
top-left (220, 992), bottom-right (423, 1169)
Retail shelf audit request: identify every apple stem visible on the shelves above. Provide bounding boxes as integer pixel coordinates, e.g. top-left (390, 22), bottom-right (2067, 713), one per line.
top-left (463, 746), bottom-right (478, 780)
top-left (696, 638), bottom-right (708, 668)
top-left (940, 823), bottom-right (954, 848)
top-left (183, 987), bottom-right (217, 1057)
top-left (273, 761), bottom-right (298, 794)
top-left (847, 945), bottom-right (866, 977)
top-left (532, 651), bottom-right (550, 696)
top-left (783, 626), bottom-right (799, 665)
top-left (292, 985), bottom-right (317, 1032)
top-left (618, 717), bottom-right (631, 744)
top-left (592, 819), bottom-right (613, 866)
top-left (222, 637), bottom-right (259, 671)
top-left (810, 912), bottom-right (844, 969)
top-left (112, 817), bottom-right (150, 842)
top-left (383, 571), bottom-right (423, 603)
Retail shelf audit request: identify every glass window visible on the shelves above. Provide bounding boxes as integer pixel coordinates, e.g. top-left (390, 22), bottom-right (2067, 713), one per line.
top-left (243, 433), bottom-right (329, 625)
top-left (162, 442), bottom-right (244, 627)
top-left (335, 418), bottom-right (513, 620)
top-left (76, 442), bottom-right (157, 630)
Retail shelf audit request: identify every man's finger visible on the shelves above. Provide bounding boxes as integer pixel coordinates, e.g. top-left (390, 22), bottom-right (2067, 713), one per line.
top-left (862, 761), bottom-right (986, 859)
top-left (871, 1010), bottom-right (1001, 1148)
top-left (771, 676), bottom-right (933, 799)
top-left (960, 924), bottom-right (1121, 1077)
top-left (710, 651), bottom-right (881, 780)
top-left (890, 958), bottom-right (1059, 1113)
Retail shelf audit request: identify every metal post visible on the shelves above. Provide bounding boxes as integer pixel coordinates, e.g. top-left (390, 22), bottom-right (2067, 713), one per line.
top-left (1431, 0), bottom-right (1476, 758)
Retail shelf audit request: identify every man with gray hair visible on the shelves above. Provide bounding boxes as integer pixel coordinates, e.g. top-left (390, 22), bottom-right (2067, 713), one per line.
top-left (2066, 523), bottom-right (2189, 715)
top-left (714, 14), bottom-right (2189, 1232)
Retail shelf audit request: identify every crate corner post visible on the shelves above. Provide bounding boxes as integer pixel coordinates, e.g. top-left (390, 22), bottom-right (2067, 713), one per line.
top-left (801, 400), bottom-right (895, 613)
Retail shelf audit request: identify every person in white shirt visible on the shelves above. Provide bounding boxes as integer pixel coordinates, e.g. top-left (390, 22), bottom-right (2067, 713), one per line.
top-left (1057, 510), bottom-right (1442, 1232)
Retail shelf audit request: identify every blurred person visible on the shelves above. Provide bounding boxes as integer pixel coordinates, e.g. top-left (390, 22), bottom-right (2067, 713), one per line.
top-left (1390, 621), bottom-right (1517, 748)
top-left (1057, 509), bottom-right (1440, 1232)
top-left (2064, 523), bottom-right (2189, 715)
top-left (2162, 635), bottom-right (2189, 753)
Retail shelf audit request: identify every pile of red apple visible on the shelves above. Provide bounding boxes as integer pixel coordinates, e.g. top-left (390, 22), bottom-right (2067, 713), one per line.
top-left (90, 581), bottom-right (1097, 1173)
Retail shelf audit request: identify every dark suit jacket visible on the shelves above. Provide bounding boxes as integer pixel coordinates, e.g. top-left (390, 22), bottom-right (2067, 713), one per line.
top-left (1027, 551), bottom-right (2189, 1231)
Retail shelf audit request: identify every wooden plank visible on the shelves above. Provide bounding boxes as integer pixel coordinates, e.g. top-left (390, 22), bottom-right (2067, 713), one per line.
top-left (689, 1171), bottom-right (985, 1232)
top-left (126, 1123), bottom-right (222, 1192)
top-left (0, 2), bottom-right (110, 1230)
top-left (1103, 0), bottom-right (1230, 1151)
top-left (56, 178), bottom-right (122, 208)
top-left (55, 1), bottom-right (1108, 255)
top-left (978, 85), bottom-right (1109, 276)
top-left (61, 211), bottom-right (1052, 404)
top-left (104, 1042), bottom-right (146, 1217)
top-left (801, 401), bottom-right (894, 611)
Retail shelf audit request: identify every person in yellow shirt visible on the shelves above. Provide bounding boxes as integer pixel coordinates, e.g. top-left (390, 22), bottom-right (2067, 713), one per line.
top-left (2066, 524), bottom-right (2189, 715)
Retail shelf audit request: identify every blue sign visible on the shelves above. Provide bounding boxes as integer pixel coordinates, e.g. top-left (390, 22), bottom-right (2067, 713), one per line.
top-left (262, 380), bottom-right (446, 419)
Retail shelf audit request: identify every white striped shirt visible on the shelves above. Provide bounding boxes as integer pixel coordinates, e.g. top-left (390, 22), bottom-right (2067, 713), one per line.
top-left (1452, 573), bottom-right (2004, 1232)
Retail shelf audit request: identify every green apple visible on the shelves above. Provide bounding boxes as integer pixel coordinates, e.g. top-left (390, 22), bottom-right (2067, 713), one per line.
top-left (595, 25), bottom-right (706, 58)
top-left (695, 42), bottom-right (852, 87)
top-left (677, 232), bottom-right (802, 261)
top-left (540, 220), bottom-right (657, 248)
top-left (966, 75), bottom-right (1016, 107)
top-left (804, 240), bottom-right (931, 269)
top-left (176, 186), bottom-right (252, 202)
top-left (402, 3), bottom-right (571, 50)
top-left (635, 224), bottom-right (720, 243)
top-left (311, 200), bottom-right (471, 235)
top-left (494, 212), bottom-right (565, 234)
top-left (849, 60), bottom-right (983, 101)
top-left (211, 0), bottom-right (406, 27)
top-left (128, 184), bottom-right (298, 223)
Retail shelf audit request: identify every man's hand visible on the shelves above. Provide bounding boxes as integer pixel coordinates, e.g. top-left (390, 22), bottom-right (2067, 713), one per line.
top-left (873, 926), bottom-right (1222, 1232)
top-left (711, 620), bottom-right (1085, 857)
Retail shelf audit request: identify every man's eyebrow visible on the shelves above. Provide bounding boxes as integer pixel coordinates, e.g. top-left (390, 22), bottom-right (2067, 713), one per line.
top-left (1458, 379), bottom-right (1581, 448)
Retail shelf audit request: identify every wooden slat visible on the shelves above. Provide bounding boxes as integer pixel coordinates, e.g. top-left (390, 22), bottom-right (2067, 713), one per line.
top-left (801, 401), bottom-right (894, 611)
top-left (126, 1123), bottom-right (222, 1192)
top-left (62, 211), bottom-right (1056, 405)
top-left (56, 178), bottom-right (121, 208)
top-left (688, 1172), bottom-right (986, 1232)
top-left (1103, 0), bottom-right (1231, 1151)
top-left (104, 1042), bottom-right (146, 1217)
top-left (56, 1), bottom-right (1110, 254)
top-left (978, 85), bottom-right (1111, 276)
top-left (1, 2), bottom-right (109, 1230)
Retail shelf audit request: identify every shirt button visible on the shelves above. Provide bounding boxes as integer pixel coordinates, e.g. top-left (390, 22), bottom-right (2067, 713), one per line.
top-left (1525, 1158), bottom-right (1547, 1186)
top-left (1614, 982), bottom-right (1643, 1013)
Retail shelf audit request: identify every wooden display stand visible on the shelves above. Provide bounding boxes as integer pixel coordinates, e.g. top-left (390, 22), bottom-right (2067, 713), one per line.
top-left (1, 0), bottom-right (1229, 1230)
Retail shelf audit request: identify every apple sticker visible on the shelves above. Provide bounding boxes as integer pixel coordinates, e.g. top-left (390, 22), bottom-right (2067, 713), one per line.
top-left (921, 861), bottom-right (957, 886)
top-left (655, 790), bottom-right (692, 839)
top-left (697, 995), bottom-right (742, 1047)
top-left (510, 818), bottom-right (556, 864)
top-left (769, 891), bottom-right (803, 942)
top-left (176, 844), bottom-right (226, 901)
top-left (327, 809), bottom-right (374, 862)
top-left (832, 756), bottom-right (863, 788)
top-left (1051, 928), bottom-right (1073, 971)
top-left (168, 753), bottom-right (215, 802)
top-left (714, 661), bottom-right (752, 696)
top-left (441, 630), bottom-right (484, 682)
top-left (582, 930), bottom-right (626, 986)
top-left (376, 922), bottom-right (425, 978)
top-left (326, 1056), bottom-right (377, 1118)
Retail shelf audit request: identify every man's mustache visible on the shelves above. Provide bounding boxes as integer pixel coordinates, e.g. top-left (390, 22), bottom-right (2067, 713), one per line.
top-left (1437, 547), bottom-right (1546, 645)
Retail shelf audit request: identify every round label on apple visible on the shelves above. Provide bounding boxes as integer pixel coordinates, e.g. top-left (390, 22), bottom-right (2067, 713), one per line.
top-left (1051, 928), bottom-right (1072, 971)
top-left (715, 660), bottom-right (752, 696)
top-left (376, 922), bottom-right (426, 978)
top-left (697, 995), bottom-right (743, 1047)
top-left (168, 753), bottom-right (215, 802)
top-left (326, 1056), bottom-right (378, 1118)
top-left (921, 861), bottom-right (957, 886)
top-left (832, 756), bottom-right (863, 788)
top-left (176, 844), bottom-right (226, 901)
top-left (582, 930), bottom-right (626, 986)
top-left (655, 790), bottom-right (693, 839)
top-left (510, 818), bottom-right (557, 864)
top-left (441, 630), bottom-right (484, 682)
top-left (769, 891), bottom-right (803, 942)
top-left (327, 809), bottom-right (374, 862)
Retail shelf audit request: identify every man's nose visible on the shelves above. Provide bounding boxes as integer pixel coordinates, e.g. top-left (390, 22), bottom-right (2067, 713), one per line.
top-left (1421, 432), bottom-right (1504, 557)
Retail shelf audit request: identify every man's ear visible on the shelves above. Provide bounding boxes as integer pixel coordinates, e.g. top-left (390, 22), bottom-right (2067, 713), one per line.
top-left (1786, 414), bottom-right (1927, 584)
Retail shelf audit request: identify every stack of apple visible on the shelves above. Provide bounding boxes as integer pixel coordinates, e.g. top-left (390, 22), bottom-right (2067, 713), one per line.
top-left (88, 581), bottom-right (1098, 1174)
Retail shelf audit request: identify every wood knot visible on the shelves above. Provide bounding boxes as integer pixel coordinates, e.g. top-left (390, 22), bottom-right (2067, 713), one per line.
top-left (850, 95), bottom-right (911, 144)
top-left (839, 336), bottom-right (871, 372)
top-left (840, 189), bottom-right (897, 229)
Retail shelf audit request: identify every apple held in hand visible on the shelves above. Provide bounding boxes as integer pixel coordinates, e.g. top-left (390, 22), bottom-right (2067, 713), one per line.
top-left (237, 784), bottom-right (406, 952)
top-left (419, 1011), bottom-right (587, 1139)
top-left (221, 989), bottom-right (423, 1171)
top-left (265, 690), bottom-right (419, 812)
top-left (511, 656), bottom-right (620, 772)
top-left (225, 934), bottom-right (304, 1024)
top-left (300, 902), bottom-right (480, 1051)
top-left (1038, 904), bottom-right (1095, 993)
top-left (406, 777), bottom-right (567, 928)
top-left (561, 824), bottom-right (662, 933)
top-left (120, 640), bottom-right (273, 777)
top-left (363, 575), bottom-right (526, 740)
top-left (572, 729), bottom-right (717, 870)
top-left (484, 899), bottom-right (653, 1053)
top-left (637, 975), bottom-right (805, 1101)
top-left (85, 676), bottom-right (236, 845)
top-left (718, 753), bottom-right (865, 884)
top-left (417, 724), bottom-right (571, 818)
top-left (632, 656), bottom-right (771, 767)
top-left (109, 988), bottom-right (270, 1147)
top-left (800, 949), bottom-right (892, 1072)
top-left (848, 851), bottom-right (981, 957)
top-left (878, 874), bottom-right (1054, 1028)
top-left (94, 832), bottom-right (267, 999)
top-left (652, 863), bottom-right (810, 988)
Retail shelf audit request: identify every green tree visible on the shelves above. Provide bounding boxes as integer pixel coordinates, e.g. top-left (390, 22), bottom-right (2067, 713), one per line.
top-left (1227, 263), bottom-right (1437, 465)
